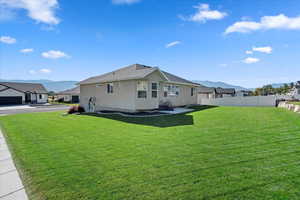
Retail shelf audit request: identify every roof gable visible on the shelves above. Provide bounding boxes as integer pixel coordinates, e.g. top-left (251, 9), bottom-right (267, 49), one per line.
top-left (0, 82), bottom-right (48, 93)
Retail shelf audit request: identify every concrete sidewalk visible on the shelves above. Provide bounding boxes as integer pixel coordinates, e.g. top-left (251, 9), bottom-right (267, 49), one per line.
top-left (0, 130), bottom-right (28, 200)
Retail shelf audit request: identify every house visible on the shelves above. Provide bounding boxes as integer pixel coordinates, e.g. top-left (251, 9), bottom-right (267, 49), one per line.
top-left (0, 82), bottom-right (48, 105)
top-left (198, 87), bottom-right (236, 99)
top-left (198, 87), bottom-right (216, 99)
top-left (79, 64), bottom-right (201, 112)
top-left (57, 86), bottom-right (80, 103)
top-left (215, 87), bottom-right (236, 98)
top-left (289, 85), bottom-right (300, 99)
top-left (236, 90), bottom-right (252, 97)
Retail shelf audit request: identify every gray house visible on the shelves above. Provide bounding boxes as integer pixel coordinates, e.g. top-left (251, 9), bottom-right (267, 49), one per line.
top-left (79, 64), bottom-right (201, 112)
top-left (198, 87), bottom-right (236, 99)
top-left (0, 82), bottom-right (48, 105)
top-left (57, 86), bottom-right (80, 103)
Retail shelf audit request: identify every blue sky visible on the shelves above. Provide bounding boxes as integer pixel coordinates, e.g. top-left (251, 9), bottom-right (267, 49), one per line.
top-left (1, 0), bottom-right (300, 88)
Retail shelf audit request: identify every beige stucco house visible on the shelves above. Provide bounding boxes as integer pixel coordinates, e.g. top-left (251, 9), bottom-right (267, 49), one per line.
top-left (0, 82), bottom-right (48, 105)
top-left (79, 64), bottom-right (201, 112)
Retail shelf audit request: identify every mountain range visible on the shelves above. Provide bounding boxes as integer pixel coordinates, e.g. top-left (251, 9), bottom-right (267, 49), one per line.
top-left (193, 81), bottom-right (248, 91)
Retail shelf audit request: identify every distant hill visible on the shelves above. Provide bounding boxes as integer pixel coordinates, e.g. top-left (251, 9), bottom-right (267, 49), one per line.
top-left (0, 79), bottom-right (78, 92)
top-left (193, 80), bottom-right (248, 91)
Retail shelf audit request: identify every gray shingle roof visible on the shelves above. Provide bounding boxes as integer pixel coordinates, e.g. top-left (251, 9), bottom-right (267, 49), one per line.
top-left (198, 86), bottom-right (215, 93)
top-left (57, 86), bottom-right (80, 95)
top-left (161, 71), bottom-right (200, 86)
top-left (79, 64), bottom-right (201, 86)
top-left (79, 64), bottom-right (157, 85)
top-left (0, 82), bottom-right (48, 93)
top-left (215, 87), bottom-right (236, 94)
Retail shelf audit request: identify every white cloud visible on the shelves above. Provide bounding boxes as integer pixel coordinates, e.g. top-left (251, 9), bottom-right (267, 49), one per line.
top-left (29, 68), bottom-right (52, 75)
top-left (252, 46), bottom-right (272, 54)
top-left (182, 3), bottom-right (227, 23)
top-left (0, 0), bottom-right (60, 25)
top-left (243, 57), bottom-right (260, 64)
top-left (40, 68), bottom-right (51, 73)
top-left (165, 41), bottom-right (181, 48)
top-left (112, 0), bottom-right (140, 5)
top-left (41, 50), bottom-right (69, 59)
top-left (225, 14), bottom-right (300, 34)
top-left (0, 36), bottom-right (16, 44)
top-left (245, 50), bottom-right (253, 54)
top-left (20, 48), bottom-right (34, 53)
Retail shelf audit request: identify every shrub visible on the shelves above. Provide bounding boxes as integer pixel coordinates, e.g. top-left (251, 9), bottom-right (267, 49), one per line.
top-left (77, 106), bottom-right (85, 113)
top-left (68, 106), bottom-right (85, 114)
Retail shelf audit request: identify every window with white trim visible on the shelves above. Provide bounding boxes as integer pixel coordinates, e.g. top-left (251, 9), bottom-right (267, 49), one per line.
top-left (107, 83), bottom-right (113, 94)
top-left (163, 85), bottom-right (179, 97)
top-left (151, 82), bottom-right (158, 98)
top-left (137, 81), bottom-right (148, 98)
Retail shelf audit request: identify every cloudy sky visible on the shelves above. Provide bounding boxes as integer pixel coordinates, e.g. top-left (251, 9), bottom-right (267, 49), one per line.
top-left (1, 0), bottom-right (300, 87)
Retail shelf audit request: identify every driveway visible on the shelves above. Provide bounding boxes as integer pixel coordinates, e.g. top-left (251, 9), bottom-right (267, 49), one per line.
top-left (0, 104), bottom-right (70, 115)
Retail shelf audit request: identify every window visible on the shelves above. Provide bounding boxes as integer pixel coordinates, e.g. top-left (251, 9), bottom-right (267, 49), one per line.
top-left (107, 83), bottom-right (113, 94)
top-left (163, 85), bottom-right (179, 97)
top-left (151, 82), bottom-right (158, 98)
top-left (191, 88), bottom-right (195, 96)
top-left (39, 94), bottom-right (42, 99)
top-left (137, 81), bottom-right (148, 98)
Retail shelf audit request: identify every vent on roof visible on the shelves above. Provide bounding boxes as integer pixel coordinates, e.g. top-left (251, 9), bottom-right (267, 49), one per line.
top-left (135, 64), bottom-right (152, 70)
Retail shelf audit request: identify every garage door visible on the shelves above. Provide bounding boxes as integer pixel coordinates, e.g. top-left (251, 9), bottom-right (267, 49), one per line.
top-left (0, 96), bottom-right (22, 105)
top-left (72, 95), bottom-right (79, 103)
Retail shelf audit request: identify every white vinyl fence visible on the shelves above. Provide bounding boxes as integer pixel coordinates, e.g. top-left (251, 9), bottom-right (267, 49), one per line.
top-left (198, 95), bottom-right (277, 107)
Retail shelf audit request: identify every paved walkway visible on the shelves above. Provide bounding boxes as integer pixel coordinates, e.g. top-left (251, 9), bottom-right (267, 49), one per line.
top-left (0, 130), bottom-right (28, 200)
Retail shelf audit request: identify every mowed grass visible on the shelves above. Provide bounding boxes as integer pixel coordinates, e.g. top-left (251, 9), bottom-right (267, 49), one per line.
top-left (1, 106), bottom-right (300, 200)
top-left (289, 101), bottom-right (300, 105)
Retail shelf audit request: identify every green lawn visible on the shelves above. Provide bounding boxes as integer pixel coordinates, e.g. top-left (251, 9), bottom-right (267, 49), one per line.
top-left (49, 102), bottom-right (79, 106)
top-left (289, 101), bottom-right (300, 105)
top-left (1, 106), bottom-right (300, 200)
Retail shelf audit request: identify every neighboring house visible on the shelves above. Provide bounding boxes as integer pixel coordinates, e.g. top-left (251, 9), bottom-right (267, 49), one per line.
top-left (198, 87), bottom-right (216, 99)
top-left (215, 88), bottom-right (236, 98)
top-left (289, 85), bottom-right (300, 99)
top-left (57, 86), bottom-right (80, 103)
top-left (236, 90), bottom-right (252, 97)
top-left (198, 87), bottom-right (236, 99)
top-left (0, 82), bottom-right (48, 105)
top-left (79, 64), bottom-right (201, 112)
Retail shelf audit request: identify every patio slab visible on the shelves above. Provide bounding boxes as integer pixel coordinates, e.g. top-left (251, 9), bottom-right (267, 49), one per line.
top-left (0, 130), bottom-right (28, 200)
top-left (159, 107), bottom-right (194, 114)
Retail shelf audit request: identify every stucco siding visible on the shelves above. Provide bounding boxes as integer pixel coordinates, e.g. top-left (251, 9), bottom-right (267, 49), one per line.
top-left (134, 71), bottom-right (165, 110)
top-left (80, 80), bottom-right (136, 112)
top-left (159, 83), bottom-right (197, 107)
top-left (0, 88), bottom-right (25, 102)
top-left (37, 94), bottom-right (48, 103)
